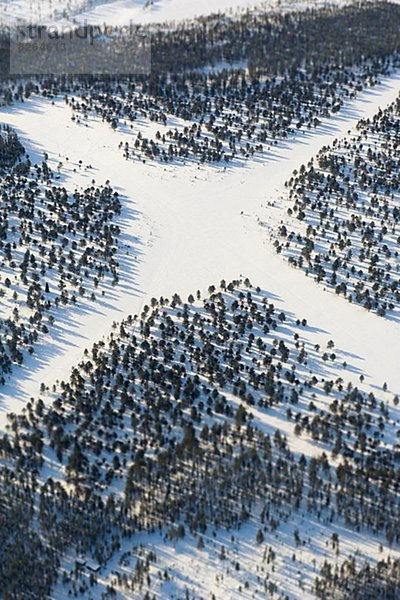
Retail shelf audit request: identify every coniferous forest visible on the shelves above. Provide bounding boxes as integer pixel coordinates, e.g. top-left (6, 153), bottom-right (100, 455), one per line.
top-left (0, 1), bottom-right (400, 598)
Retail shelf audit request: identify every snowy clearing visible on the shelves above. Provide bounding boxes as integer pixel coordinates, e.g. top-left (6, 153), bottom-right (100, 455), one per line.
top-left (0, 71), bottom-right (399, 427)
top-left (0, 0), bottom-right (352, 26)
top-left (68, 0), bottom-right (349, 26)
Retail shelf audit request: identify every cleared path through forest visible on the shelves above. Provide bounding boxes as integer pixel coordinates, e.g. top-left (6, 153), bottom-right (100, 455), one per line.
top-left (0, 71), bottom-right (399, 425)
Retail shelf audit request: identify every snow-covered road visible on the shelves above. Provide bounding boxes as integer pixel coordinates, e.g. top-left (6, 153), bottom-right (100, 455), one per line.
top-left (1, 71), bottom-right (400, 426)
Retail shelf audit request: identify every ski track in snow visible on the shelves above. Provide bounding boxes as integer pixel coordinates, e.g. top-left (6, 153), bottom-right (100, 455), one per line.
top-left (0, 71), bottom-right (400, 427)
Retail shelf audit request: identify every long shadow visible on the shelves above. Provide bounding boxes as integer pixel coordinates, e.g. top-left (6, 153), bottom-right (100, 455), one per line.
top-left (0, 118), bottom-right (146, 415)
top-left (1, 68), bottom-right (398, 414)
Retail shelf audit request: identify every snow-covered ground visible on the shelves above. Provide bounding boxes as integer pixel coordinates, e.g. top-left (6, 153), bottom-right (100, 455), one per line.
top-left (0, 70), bottom-right (399, 427)
top-left (0, 0), bottom-right (272, 25)
top-left (68, 0), bottom-right (349, 26)
top-left (53, 517), bottom-right (400, 599)
top-left (0, 0), bottom-right (351, 26)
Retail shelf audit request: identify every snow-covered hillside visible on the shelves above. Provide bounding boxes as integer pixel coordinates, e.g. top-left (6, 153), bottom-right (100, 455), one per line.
top-left (0, 0), bottom-right (349, 26)
top-left (69, 0), bottom-right (348, 26)
top-left (0, 0), bottom-right (274, 24)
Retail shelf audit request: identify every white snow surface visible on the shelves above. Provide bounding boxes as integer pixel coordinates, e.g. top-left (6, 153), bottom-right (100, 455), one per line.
top-left (52, 521), bottom-right (400, 599)
top-left (1, 71), bottom-right (400, 427)
top-left (0, 0), bottom-right (353, 26)
top-left (66, 0), bottom-right (349, 26)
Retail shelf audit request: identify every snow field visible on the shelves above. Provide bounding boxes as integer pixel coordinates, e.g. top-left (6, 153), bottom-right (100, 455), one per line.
top-left (0, 0), bottom-right (352, 26)
top-left (0, 70), bottom-right (399, 425)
